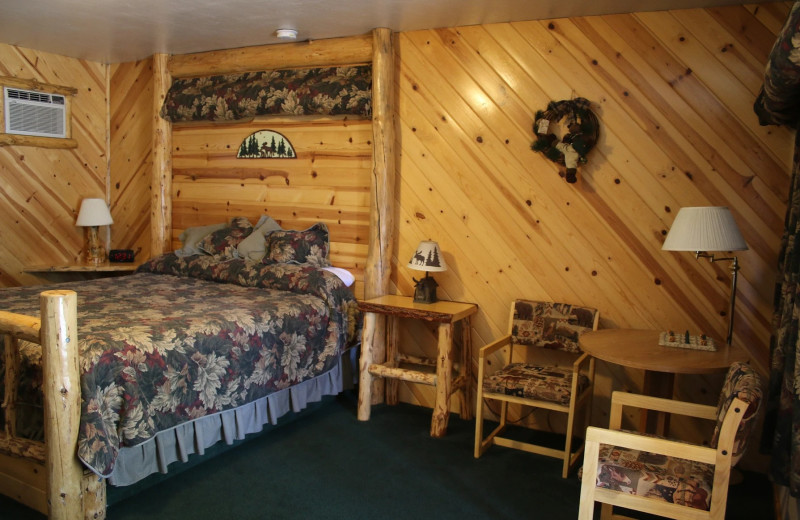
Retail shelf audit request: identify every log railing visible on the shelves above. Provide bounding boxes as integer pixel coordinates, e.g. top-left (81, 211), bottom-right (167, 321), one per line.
top-left (0, 291), bottom-right (105, 520)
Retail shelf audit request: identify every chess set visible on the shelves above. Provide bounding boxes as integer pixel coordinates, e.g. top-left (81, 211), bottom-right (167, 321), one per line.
top-left (658, 330), bottom-right (717, 352)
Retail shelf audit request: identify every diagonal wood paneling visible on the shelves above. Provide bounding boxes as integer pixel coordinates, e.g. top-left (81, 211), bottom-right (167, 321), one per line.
top-left (392, 3), bottom-right (792, 445)
top-left (0, 43), bottom-right (109, 286)
top-left (109, 58), bottom-right (154, 260)
top-left (0, 1), bottom-right (791, 466)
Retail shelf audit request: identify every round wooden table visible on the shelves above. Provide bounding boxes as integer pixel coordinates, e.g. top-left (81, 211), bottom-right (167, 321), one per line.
top-left (579, 329), bottom-right (750, 432)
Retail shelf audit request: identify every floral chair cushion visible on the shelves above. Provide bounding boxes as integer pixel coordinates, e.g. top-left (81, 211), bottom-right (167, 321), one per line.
top-left (511, 300), bottom-right (598, 354)
top-left (482, 363), bottom-right (588, 406)
top-left (710, 362), bottom-right (763, 465)
top-left (595, 444), bottom-right (714, 511)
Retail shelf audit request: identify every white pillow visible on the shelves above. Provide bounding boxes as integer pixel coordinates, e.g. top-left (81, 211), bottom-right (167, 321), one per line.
top-left (321, 266), bottom-right (355, 287)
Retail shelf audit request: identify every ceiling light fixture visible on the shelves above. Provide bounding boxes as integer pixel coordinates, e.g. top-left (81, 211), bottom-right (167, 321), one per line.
top-left (276, 29), bottom-right (298, 40)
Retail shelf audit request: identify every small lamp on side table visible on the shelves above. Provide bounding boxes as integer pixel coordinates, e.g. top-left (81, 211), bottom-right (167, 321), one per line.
top-left (407, 240), bottom-right (447, 304)
top-left (662, 206), bottom-right (748, 345)
top-left (76, 198), bottom-right (113, 265)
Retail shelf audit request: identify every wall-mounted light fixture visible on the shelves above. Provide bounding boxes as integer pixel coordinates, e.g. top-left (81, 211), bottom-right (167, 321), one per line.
top-left (662, 206), bottom-right (748, 345)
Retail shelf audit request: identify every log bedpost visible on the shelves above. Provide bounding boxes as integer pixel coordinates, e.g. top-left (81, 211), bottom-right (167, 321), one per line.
top-left (40, 290), bottom-right (83, 520)
top-left (359, 27), bottom-right (395, 412)
top-left (151, 53), bottom-right (173, 257)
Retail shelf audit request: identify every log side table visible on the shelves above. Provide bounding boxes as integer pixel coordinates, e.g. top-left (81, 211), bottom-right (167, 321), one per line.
top-left (357, 295), bottom-right (477, 437)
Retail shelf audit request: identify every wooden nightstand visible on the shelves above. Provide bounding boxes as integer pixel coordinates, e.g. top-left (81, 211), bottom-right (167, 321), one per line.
top-left (357, 294), bottom-right (477, 437)
top-left (24, 263), bottom-right (139, 280)
top-left (25, 263), bottom-right (138, 273)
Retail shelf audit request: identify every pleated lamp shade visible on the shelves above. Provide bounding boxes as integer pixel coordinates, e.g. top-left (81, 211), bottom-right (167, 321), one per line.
top-left (662, 207), bottom-right (747, 252)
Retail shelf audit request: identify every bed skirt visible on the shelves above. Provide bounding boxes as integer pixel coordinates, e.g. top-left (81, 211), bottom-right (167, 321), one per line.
top-left (107, 357), bottom-right (344, 486)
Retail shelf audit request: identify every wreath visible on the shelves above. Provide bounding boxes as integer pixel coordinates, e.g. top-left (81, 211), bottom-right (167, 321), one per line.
top-left (531, 97), bottom-right (599, 183)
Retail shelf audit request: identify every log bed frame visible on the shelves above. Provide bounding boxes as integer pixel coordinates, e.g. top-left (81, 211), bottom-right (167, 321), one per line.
top-left (0, 29), bottom-right (395, 519)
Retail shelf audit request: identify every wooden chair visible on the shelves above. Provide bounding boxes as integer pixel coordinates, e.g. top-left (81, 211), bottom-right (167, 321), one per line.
top-left (474, 300), bottom-right (599, 478)
top-left (578, 361), bottom-right (762, 520)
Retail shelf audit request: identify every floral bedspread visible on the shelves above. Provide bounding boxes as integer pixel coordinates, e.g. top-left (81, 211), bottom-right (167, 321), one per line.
top-left (0, 254), bottom-right (361, 477)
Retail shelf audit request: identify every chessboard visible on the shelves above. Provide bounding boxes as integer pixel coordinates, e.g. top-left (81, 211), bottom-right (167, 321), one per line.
top-left (658, 331), bottom-right (717, 352)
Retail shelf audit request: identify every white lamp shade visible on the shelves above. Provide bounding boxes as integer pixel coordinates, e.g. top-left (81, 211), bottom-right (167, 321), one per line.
top-left (407, 241), bottom-right (447, 272)
top-left (662, 206), bottom-right (747, 252)
top-left (76, 198), bottom-right (113, 226)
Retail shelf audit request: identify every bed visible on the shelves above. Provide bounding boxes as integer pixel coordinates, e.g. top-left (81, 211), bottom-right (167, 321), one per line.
top-left (0, 222), bottom-right (361, 517)
top-left (0, 29), bottom-right (397, 519)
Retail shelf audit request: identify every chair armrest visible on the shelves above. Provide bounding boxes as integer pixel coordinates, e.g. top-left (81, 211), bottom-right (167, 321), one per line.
top-left (610, 391), bottom-right (717, 420)
top-left (585, 426), bottom-right (716, 465)
top-left (478, 334), bottom-right (512, 359)
top-left (572, 351), bottom-right (591, 371)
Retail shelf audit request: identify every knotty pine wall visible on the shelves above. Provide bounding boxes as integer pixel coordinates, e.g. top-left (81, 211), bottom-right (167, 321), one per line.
top-left (108, 59), bottom-right (154, 261)
top-left (0, 44), bottom-right (109, 285)
top-left (0, 3), bottom-right (793, 460)
top-left (390, 2), bottom-right (792, 448)
top-left (170, 118), bottom-right (372, 297)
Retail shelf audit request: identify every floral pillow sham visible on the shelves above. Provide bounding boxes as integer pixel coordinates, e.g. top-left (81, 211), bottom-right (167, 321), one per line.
top-left (179, 217), bottom-right (331, 266)
top-left (196, 216), bottom-right (254, 259)
top-left (264, 222), bottom-right (331, 266)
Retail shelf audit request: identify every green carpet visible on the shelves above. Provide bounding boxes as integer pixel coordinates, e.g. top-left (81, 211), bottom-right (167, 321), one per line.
top-left (0, 391), bottom-right (774, 519)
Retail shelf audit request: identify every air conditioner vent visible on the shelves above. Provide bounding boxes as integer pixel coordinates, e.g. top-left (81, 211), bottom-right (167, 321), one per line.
top-left (4, 87), bottom-right (67, 138)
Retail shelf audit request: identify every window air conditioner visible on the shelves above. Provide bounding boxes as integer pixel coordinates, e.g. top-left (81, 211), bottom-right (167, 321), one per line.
top-left (4, 87), bottom-right (67, 138)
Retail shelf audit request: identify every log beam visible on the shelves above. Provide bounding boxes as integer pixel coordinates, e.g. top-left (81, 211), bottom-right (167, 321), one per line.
top-left (168, 34), bottom-right (373, 78)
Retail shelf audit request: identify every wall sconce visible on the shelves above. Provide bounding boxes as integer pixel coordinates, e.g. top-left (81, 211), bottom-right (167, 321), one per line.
top-left (407, 240), bottom-right (447, 304)
top-left (76, 198), bottom-right (113, 264)
top-left (662, 206), bottom-right (748, 345)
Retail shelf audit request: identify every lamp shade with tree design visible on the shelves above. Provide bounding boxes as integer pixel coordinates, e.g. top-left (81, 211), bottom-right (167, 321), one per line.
top-left (407, 241), bottom-right (447, 303)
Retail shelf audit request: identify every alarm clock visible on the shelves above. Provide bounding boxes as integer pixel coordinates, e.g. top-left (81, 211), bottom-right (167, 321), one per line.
top-left (109, 249), bottom-right (135, 263)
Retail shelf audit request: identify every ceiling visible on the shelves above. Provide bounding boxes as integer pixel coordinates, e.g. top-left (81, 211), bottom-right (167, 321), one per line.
top-left (0, 0), bottom-right (762, 64)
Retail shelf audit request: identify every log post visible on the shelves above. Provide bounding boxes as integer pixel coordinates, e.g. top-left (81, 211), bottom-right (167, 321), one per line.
top-left (431, 322), bottom-right (454, 437)
top-left (151, 53), bottom-right (173, 257)
top-left (362, 27), bottom-right (395, 407)
top-left (3, 335), bottom-right (20, 437)
top-left (366, 27), bottom-right (395, 300)
top-left (40, 290), bottom-right (83, 520)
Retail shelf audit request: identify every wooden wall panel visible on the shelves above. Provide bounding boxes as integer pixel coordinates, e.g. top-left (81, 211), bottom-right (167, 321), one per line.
top-left (0, 44), bottom-right (108, 286)
top-left (0, 2), bottom-right (791, 468)
top-left (171, 118), bottom-right (372, 298)
top-left (391, 2), bottom-right (792, 447)
top-left (109, 59), bottom-right (153, 260)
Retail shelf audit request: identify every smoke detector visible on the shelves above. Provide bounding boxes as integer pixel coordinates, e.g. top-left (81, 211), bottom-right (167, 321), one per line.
top-left (276, 29), bottom-right (298, 40)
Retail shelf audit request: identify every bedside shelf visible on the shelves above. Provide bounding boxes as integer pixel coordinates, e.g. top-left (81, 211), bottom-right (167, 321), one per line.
top-left (25, 263), bottom-right (138, 273)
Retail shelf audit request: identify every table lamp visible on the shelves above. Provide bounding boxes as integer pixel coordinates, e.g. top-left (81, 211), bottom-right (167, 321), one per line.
top-left (407, 240), bottom-right (447, 303)
top-left (76, 198), bottom-right (113, 264)
top-left (662, 206), bottom-right (748, 344)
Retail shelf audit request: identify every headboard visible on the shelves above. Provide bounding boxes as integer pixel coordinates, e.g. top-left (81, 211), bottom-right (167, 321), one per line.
top-left (149, 30), bottom-right (396, 301)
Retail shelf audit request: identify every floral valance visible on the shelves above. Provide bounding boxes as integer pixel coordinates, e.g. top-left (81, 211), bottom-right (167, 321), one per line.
top-left (160, 65), bottom-right (372, 122)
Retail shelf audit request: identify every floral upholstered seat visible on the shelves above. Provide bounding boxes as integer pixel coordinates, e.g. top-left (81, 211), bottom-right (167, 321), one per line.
top-left (482, 363), bottom-right (589, 406)
top-left (579, 361), bottom-right (762, 519)
top-left (595, 443), bottom-right (715, 510)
